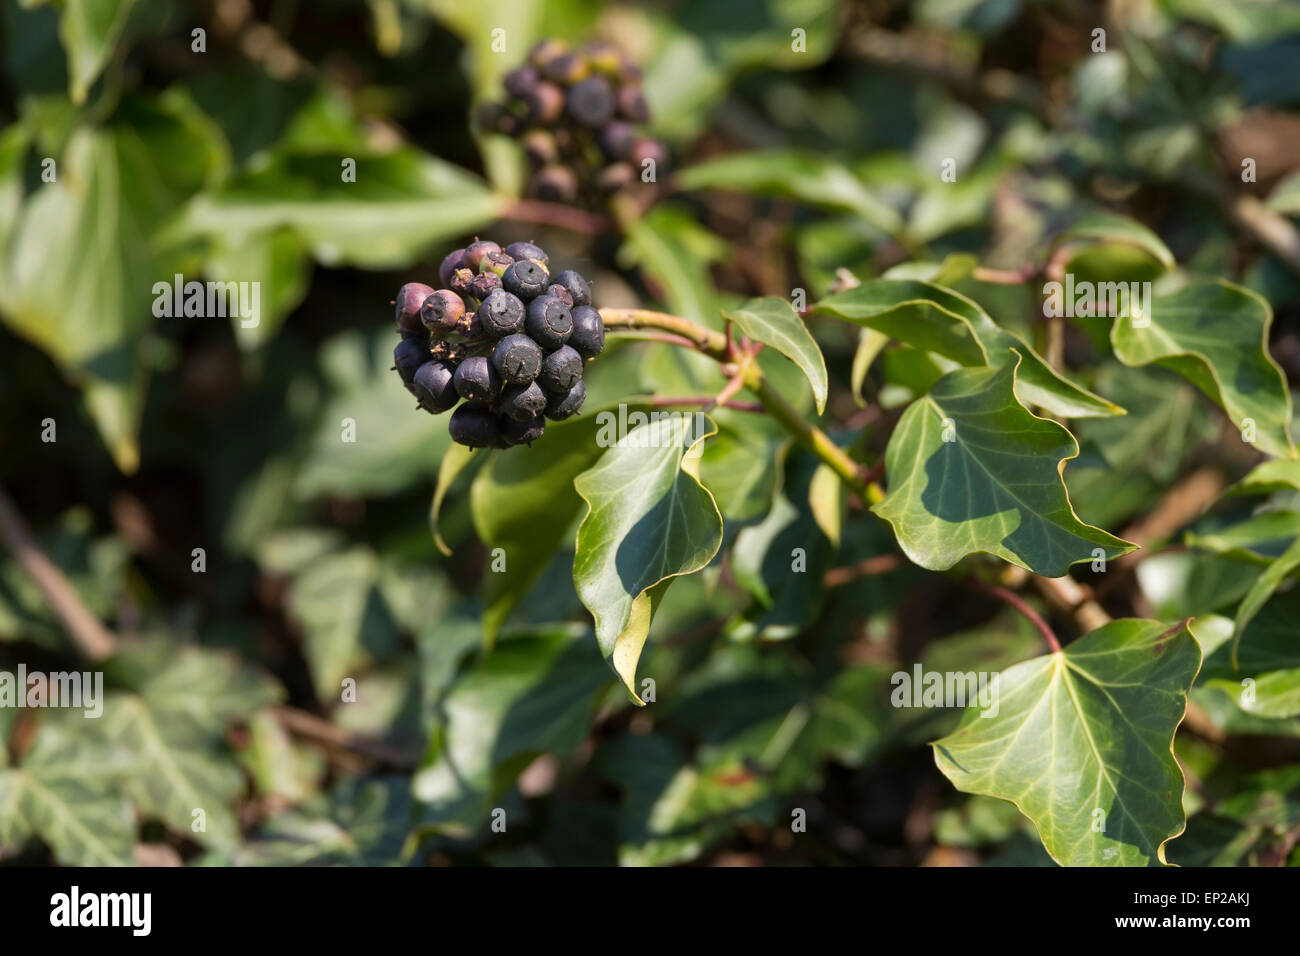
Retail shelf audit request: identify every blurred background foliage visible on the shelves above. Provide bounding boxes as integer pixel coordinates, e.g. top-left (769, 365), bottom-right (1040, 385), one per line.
top-left (1, 0), bottom-right (1299, 866)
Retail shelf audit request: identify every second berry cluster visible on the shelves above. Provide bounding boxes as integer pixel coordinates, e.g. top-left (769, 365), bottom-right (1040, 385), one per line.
top-left (476, 38), bottom-right (667, 204)
top-left (392, 239), bottom-right (605, 449)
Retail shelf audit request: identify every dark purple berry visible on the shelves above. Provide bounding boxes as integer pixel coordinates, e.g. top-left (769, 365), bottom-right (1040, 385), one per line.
top-left (463, 240), bottom-right (502, 273)
top-left (420, 289), bottom-right (466, 333)
top-left (492, 333), bottom-right (543, 385)
top-left (566, 76), bottom-right (615, 127)
top-left (539, 345), bottom-right (583, 393)
top-left (617, 85), bottom-right (650, 123)
top-left (395, 282), bottom-right (435, 334)
top-left (531, 164), bottom-right (578, 203)
top-left (539, 48), bottom-right (586, 84)
top-left (544, 380), bottom-right (586, 421)
top-left (411, 360), bottom-right (458, 413)
top-left (469, 271), bottom-right (502, 301)
top-left (478, 289), bottom-right (526, 337)
top-left (499, 414), bottom-right (546, 446)
top-left (453, 355), bottom-right (502, 402)
top-left (502, 259), bottom-right (550, 300)
top-left (525, 294), bottom-right (573, 350)
top-left (393, 338), bottom-right (429, 385)
top-left (499, 380), bottom-right (547, 421)
top-left (568, 305), bottom-right (605, 358)
top-left (597, 121), bottom-right (635, 161)
top-left (449, 403), bottom-right (500, 448)
top-left (504, 65), bottom-right (539, 99)
top-left (438, 251), bottom-right (465, 288)
top-left (552, 270), bottom-right (591, 307)
top-left (524, 82), bottom-right (565, 123)
top-left (504, 241), bottom-right (548, 266)
top-left (547, 284), bottom-right (574, 307)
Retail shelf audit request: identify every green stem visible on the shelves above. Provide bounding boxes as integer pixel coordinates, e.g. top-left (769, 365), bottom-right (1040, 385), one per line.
top-left (600, 307), bottom-right (877, 503)
top-left (599, 309), bottom-right (729, 360)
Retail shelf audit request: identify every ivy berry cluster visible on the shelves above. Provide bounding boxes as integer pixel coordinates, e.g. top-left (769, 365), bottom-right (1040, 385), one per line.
top-left (476, 38), bottom-right (667, 204)
top-left (391, 239), bottom-right (604, 448)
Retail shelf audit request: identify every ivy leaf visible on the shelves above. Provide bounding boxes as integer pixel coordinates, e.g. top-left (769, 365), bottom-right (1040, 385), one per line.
top-left (677, 149), bottom-right (904, 238)
top-left (1185, 511), bottom-right (1300, 563)
top-left (815, 279), bottom-right (1123, 419)
top-left (413, 626), bottom-right (611, 831)
top-left (97, 642), bottom-right (282, 849)
top-left (1199, 597), bottom-right (1300, 719)
top-left (1224, 459), bottom-right (1300, 496)
top-left (59, 0), bottom-right (142, 104)
top-left (1054, 211), bottom-right (1176, 271)
top-left (722, 296), bottom-right (828, 413)
top-left (470, 406), bottom-right (648, 647)
top-left (1112, 280), bottom-right (1296, 459)
top-left (0, 95), bottom-right (225, 471)
top-left (173, 150), bottom-right (498, 270)
top-left (573, 413), bottom-right (723, 702)
top-left (1231, 536), bottom-right (1300, 668)
top-left (430, 443), bottom-right (477, 558)
top-left (0, 722), bottom-right (137, 866)
top-left (933, 619), bottom-right (1201, 866)
top-left (873, 357), bottom-right (1135, 576)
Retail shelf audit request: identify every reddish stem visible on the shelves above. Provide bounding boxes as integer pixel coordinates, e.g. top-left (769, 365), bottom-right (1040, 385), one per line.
top-left (646, 396), bottom-right (764, 413)
top-left (495, 198), bottom-right (609, 236)
top-left (977, 580), bottom-right (1063, 653)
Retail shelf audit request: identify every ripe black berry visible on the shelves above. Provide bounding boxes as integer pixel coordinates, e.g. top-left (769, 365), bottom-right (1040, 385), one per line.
top-left (502, 259), bottom-right (550, 300)
top-left (393, 338), bottom-right (429, 385)
top-left (395, 282), bottom-right (435, 335)
top-left (500, 414), bottom-right (546, 446)
top-left (478, 289), bottom-right (526, 337)
top-left (499, 380), bottom-right (548, 421)
top-left (453, 355), bottom-right (502, 402)
top-left (505, 241), bottom-right (548, 266)
top-left (525, 294), bottom-right (573, 350)
top-left (566, 76), bottom-right (616, 127)
top-left (411, 360), bottom-right (459, 413)
top-left (568, 305), bottom-right (606, 358)
top-left (449, 403), bottom-right (500, 447)
top-left (539, 345), bottom-right (583, 393)
top-left (552, 270), bottom-right (591, 307)
top-left (544, 380), bottom-right (586, 421)
top-left (420, 289), bottom-right (466, 334)
top-left (492, 333), bottom-right (543, 385)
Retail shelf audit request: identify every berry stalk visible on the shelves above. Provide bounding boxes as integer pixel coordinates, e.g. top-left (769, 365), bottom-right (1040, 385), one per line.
top-left (596, 307), bottom-right (881, 504)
